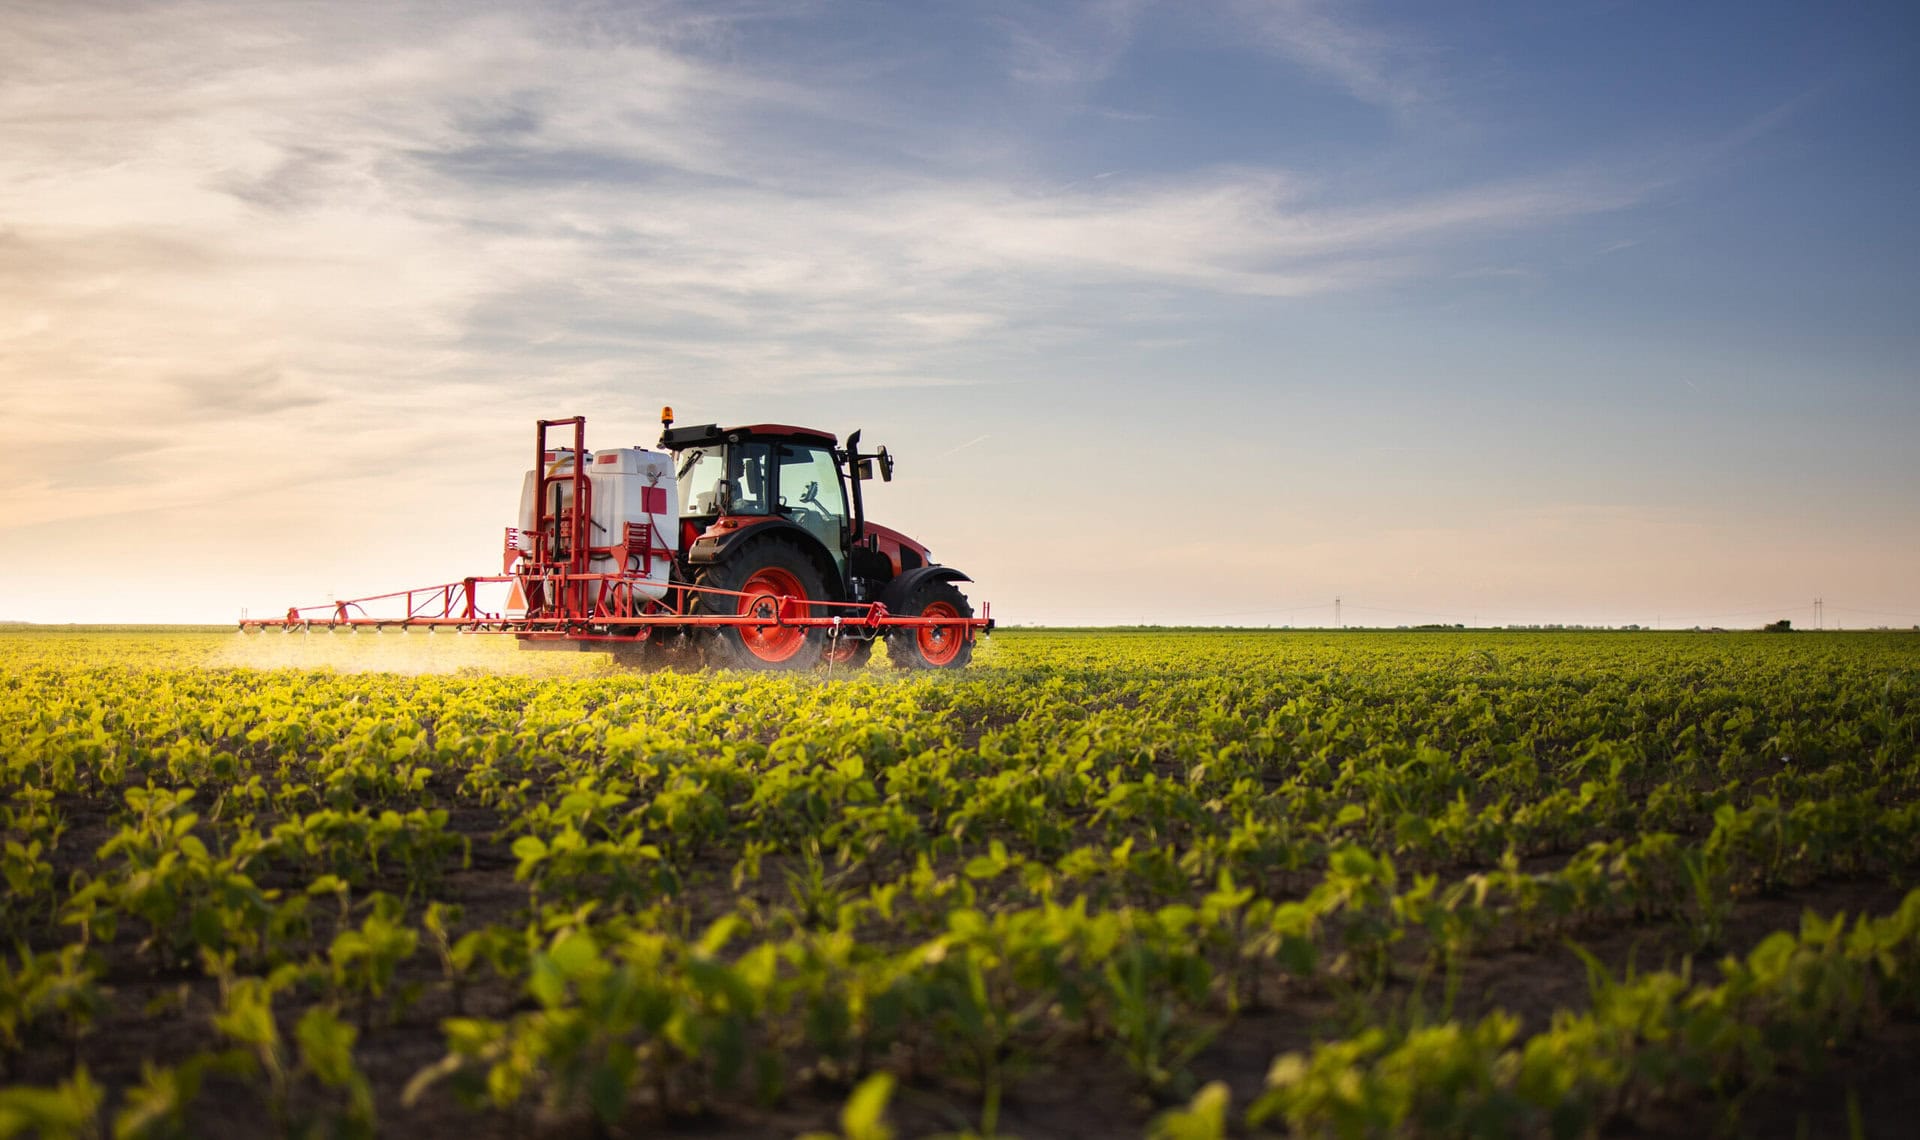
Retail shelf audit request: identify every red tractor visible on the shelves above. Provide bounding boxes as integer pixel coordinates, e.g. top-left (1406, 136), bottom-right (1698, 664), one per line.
top-left (242, 412), bottom-right (992, 671)
top-left (658, 411), bottom-right (980, 669)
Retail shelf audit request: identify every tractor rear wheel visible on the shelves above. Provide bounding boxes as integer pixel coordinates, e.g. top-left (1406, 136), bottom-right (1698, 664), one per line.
top-left (695, 538), bottom-right (829, 670)
top-left (888, 579), bottom-right (974, 670)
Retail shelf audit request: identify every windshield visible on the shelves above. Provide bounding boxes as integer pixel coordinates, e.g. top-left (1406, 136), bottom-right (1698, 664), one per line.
top-left (674, 443), bottom-right (775, 516)
top-left (677, 447), bottom-right (726, 516)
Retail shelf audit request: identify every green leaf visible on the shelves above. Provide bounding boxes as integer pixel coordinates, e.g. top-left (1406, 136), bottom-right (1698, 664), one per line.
top-left (839, 1072), bottom-right (896, 1140)
top-left (1147, 1080), bottom-right (1229, 1140)
top-left (294, 1006), bottom-right (359, 1088)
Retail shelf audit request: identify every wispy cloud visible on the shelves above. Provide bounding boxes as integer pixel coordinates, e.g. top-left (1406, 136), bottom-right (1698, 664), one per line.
top-left (997, 0), bottom-right (1151, 89)
top-left (1225, 0), bottom-right (1438, 114)
top-left (0, 0), bottom-right (1652, 532)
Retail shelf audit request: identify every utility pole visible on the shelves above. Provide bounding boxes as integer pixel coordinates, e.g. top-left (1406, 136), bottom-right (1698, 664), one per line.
top-left (1335, 596), bottom-right (1342, 629)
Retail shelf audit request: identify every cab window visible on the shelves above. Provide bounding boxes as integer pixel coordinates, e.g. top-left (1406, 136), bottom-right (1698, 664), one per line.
top-left (677, 447), bottom-right (726, 516)
top-left (777, 444), bottom-right (848, 568)
top-left (726, 443), bottom-right (772, 516)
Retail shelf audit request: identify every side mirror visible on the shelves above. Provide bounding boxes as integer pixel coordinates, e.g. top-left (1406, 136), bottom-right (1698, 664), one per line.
top-left (854, 458), bottom-right (875, 481)
top-left (878, 447), bottom-right (894, 482)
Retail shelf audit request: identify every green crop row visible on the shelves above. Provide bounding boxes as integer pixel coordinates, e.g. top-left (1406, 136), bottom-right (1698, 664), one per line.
top-left (0, 628), bottom-right (1914, 1137)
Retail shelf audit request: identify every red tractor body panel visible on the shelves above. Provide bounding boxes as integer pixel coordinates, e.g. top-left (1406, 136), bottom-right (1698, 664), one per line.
top-left (861, 522), bottom-right (933, 577)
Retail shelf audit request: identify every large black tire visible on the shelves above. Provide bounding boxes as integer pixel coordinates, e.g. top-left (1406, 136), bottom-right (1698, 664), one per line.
top-left (694, 537), bottom-right (830, 671)
top-left (887, 579), bottom-right (975, 670)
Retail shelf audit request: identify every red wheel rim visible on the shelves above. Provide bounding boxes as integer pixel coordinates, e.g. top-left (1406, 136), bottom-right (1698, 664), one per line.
top-left (823, 638), bottom-right (861, 664)
top-left (915, 600), bottom-right (964, 666)
top-left (736, 566), bottom-right (809, 663)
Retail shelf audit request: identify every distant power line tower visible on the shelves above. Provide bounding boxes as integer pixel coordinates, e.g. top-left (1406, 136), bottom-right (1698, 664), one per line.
top-left (1335, 596), bottom-right (1342, 629)
top-left (1814, 598), bottom-right (1824, 630)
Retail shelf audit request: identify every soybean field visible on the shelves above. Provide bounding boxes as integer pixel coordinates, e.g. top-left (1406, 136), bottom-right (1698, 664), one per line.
top-left (1, 627), bottom-right (1917, 1139)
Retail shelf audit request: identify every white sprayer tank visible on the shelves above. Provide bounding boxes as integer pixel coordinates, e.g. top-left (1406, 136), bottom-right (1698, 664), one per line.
top-left (516, 447), bottom-right (680, 602)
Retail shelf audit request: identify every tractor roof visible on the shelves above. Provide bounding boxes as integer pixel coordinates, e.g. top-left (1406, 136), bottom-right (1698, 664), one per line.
top-left (660, 422), bottom-right (838, 450)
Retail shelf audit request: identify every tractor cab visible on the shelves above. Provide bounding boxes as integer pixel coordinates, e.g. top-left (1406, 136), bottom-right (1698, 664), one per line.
top-left (660, 414), bottom-right (932, 597)
top-left (666, 423), bottom-right (849, 572)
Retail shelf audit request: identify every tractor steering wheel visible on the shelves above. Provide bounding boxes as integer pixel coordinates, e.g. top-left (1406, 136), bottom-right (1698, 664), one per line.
top-left (786, 480), bottom-right (829, 522)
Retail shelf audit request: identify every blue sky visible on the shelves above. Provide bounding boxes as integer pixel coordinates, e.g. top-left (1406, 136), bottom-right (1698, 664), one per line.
top-left (1, 0), bottom-right (1915, 627)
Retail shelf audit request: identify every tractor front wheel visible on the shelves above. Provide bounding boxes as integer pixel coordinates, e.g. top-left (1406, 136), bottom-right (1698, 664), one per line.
top-left (695, 539), bottom-right (830, 670)
top-left (888, 579), bottom-right (975, 670)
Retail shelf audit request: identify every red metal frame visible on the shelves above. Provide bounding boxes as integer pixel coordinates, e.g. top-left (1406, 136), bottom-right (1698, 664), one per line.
top-left (238, 416), bottom-right (994, 650)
